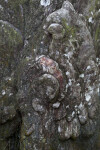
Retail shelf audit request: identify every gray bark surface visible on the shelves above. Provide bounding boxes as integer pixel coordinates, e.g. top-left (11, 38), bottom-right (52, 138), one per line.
top-left (0, 0), bottom-right (100, 150)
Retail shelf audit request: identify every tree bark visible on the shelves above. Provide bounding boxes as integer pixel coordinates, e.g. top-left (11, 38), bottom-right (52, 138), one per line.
top-left (0, 0), bottom-right (100, 150)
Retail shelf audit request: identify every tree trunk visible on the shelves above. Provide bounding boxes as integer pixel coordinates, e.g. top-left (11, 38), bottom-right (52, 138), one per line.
top-left (0, 0), bottom-right (100, 150)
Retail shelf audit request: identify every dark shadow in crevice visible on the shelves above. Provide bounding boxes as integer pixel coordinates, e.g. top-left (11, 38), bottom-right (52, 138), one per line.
top-left (7, 111), bottom-right (22, 150)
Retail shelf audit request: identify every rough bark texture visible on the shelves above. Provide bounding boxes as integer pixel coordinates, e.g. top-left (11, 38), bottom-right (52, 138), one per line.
top-left (0, 0), bottom-right (100, 150)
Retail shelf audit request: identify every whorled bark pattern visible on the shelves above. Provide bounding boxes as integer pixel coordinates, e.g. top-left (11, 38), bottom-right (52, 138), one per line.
top-left (0, 0), bottom-right (100, 150)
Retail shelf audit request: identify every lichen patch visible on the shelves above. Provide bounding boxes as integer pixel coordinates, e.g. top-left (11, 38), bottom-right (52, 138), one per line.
top-left (40, 0), bottom-right (50, 7)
